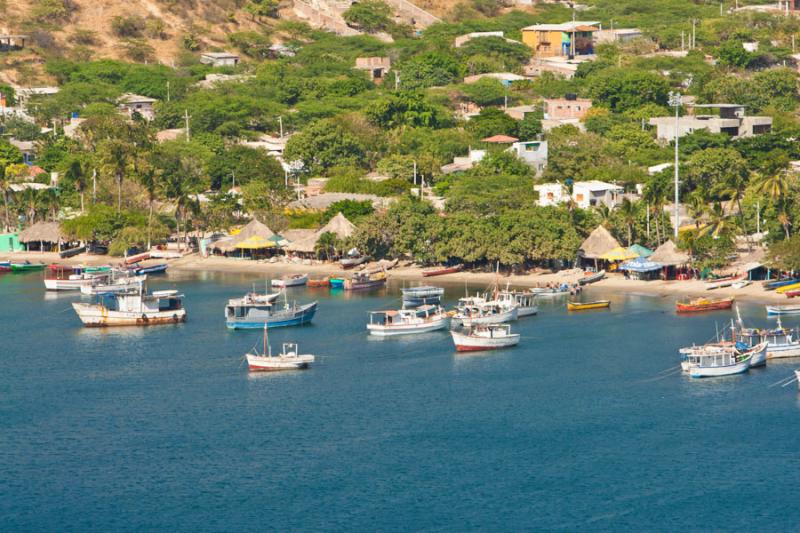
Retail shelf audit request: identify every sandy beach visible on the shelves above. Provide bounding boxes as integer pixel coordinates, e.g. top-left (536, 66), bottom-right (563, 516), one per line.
top-left (1, 251), bottom-right (791, 303)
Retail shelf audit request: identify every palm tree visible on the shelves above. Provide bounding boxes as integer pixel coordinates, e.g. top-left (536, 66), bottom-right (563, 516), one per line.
top-left (754, 170), bottom-right (794, 238)
top-left (617, 198), bottom-right (638, 246)
top-left (594, 204), bottom-right (612, 228)
top-left (19, 188), bottom-right (39, 225)
top-left (136, 159), bottom-right (162, 249)
top-left (0, 165), bottom-right (11, 231)
top-left (699, 202), bottom-right (733, 238)
top-left (98, 139), bottom-right (133, 213)
top-left (65, 159), bottom-right (87, 214)
top-left (686, 191), bottom-right (707, 230)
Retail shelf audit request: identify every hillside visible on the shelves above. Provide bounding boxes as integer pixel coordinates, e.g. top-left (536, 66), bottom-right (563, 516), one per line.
top-left (1, 0), bottom-right (271, 84)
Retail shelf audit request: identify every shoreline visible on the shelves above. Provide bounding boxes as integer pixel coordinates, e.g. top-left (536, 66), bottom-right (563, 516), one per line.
top-left (0, 251), bottom-right (790, 303)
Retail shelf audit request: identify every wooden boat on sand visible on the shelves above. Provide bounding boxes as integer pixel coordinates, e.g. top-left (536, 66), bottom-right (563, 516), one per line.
top-left (766, 304), bottom-right (800, 316)
top-left (764, 277), bottom-right (800, 290)
top-left (676, 296), bottom-right (734, 314)
top-left (451, 324), bottom-right (520, 352)
top-left (271, 273), bottom-right (308, 288)
top-left (776, 281), bottom-right (800, 295)
top-left (704, 274), bottom-right (745, 290)
top-left (307, 277), bottom-right (330, 288)
top-left (578, 270), bottom-right (606, 286)
top-left (567, 300), bottom-right (610, 311)
top-left (422, 264), bottom-right (463, 277)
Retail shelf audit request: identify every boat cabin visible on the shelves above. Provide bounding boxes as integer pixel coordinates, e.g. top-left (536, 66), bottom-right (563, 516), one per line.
top-left (102, 289), bottom-right (183, 313)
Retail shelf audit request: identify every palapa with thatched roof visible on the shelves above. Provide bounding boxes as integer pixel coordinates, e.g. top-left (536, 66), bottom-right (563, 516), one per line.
top-left (19, 221), bottom-right (65, 251)
top-left (285, 213), bottom-right (357, 255)
top-left (578, 225), bottom-right (620, 260)
top-left (649, 240), bottom-right (690, 266)
top-left (212, 218), bottom-right (275, 253)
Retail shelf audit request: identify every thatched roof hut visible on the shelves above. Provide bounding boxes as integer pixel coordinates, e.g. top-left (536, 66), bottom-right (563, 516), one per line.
top-left (285, 213), bottom-right (357, 255)
top-left (213, 218), bottom-right (275, 252)
top-left (318, 212), bottom-right (356, 239)
top-left (649, 240), bottom-right (690, 266)
top-left (578, 225), bottom-right (620, 259)
top-left (19, 221), bottom-right (64, 245)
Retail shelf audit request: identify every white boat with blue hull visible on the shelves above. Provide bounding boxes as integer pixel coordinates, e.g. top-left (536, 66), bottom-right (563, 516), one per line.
top-left (225, 294), bottom-right (317, 330)
top-left (401, 286), bottom-right (444, 306)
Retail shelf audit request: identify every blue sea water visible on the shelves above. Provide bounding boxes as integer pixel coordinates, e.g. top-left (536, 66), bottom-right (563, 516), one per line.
top-left (1, 271), bottom-right (799, 531)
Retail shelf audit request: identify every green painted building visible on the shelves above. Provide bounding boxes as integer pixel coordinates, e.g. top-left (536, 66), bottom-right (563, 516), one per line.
top-left (0, 233), bottom-right (24, 252)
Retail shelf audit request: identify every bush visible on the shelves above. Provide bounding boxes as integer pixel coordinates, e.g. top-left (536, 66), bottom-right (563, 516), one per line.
top-left (111, 15), bottom-right (146, 38)
top-left (119, 39), bottom-right (155, 63)
top-left (69, 29), bottom-right (97, 46)
top-left (343, 0), bottom-right (393, 33)
top-left (145, 17), bottom-right (168, 40)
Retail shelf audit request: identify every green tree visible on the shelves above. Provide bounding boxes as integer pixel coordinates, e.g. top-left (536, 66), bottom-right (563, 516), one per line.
top-left (400, 52), bottom-right (462, 90)
top-left (587, 68), bottom-right (670, 113)
top-left (753, 170), bottom-right (795, 238)
top-left (343, 0), bottom-right (392, 33)
top-left (716, 40), bottom-right (755, 69)
top-left (284, 119), bottom-right (367, 174)
top-left (467, 107), bottom-right (518, 139)
top-left (365, 92), bottom-right (445, 129)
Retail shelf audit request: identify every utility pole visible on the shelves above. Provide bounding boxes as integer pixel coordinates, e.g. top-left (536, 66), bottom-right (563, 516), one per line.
top-left (669, 91), bottom-right (682, 238)
top-left (278, 116), bottom-right (284, 138)
top-left (756, 201), bottom-right (761, 234)
top-left (692, 19), bottom-right (696, 49)
top-left (92, 169), bottom-right (97, 204)
top-left (184, 109), bottom-right (190, 141)
top-left (394, 71), bottom-right (400, 91)
top-left (167, 81), bottom-right (170, 102)
top-left (681, 31), bottom-right (685, 51)
top-left (413, 160), bottom-right (417, 186)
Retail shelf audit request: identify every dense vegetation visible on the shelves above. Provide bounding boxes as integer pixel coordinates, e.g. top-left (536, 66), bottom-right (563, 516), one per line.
top-left (1, 0), bottom-right (800, 268)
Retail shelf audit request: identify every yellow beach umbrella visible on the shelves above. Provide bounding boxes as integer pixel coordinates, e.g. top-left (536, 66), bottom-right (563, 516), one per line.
top-left (235, 236), bottom-right (275, 249)
top-left (599, 246), bottom-right (638, 261)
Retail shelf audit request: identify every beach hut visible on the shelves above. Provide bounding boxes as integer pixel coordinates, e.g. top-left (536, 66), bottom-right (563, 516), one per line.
top-left (578, 225), bottom-right (620, 269)
top-left (649, 240), bottom-right (691, 279)
top-left (285, 213), bottom-right (357, 259)
top-left (18, 222), bottom-right (65, 252)
top-left (599, 246), bottom-right (638, 262)
top-left (628, 244), bottom-right (653, 258)
top-left (619, 256), bottom-right (663, 280)
top-left (211, 218), bottom-right (277, 258)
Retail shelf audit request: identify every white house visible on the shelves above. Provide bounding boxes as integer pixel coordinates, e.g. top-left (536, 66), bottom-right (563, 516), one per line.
top-left (200, 52), bottom-right (240, 67)
top-left (572, 180), bottom-right (624, 209)
top-left (440, 149), bottom-right (486, 174)
top-left (508, 140), bottom-right (548, 175)
top-left (534, 182), bottom-right (568, 206)
top-left (118, 93), bottom-right (157, 121)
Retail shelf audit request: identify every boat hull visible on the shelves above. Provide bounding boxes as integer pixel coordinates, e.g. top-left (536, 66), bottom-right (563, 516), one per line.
top-left (345, 279), bottom-right (386, 291)
top-left (72, 303), bottom-right (186, 327)
top-left (422, 265), bottom-right (463, 277)
top-left (246, 353), bottom-right (314, 371)
top-left (766, 305), bottom-right (800, 316)
top-left (226, 304), bottom-right (317, 330)
top-left (689, 360), bottom-right (749, 378)
top-left (458, 307), bottom-right (518, 327)
top-left (766, 344), bottom-right (800, 359)
top-left (450, 330), bottom-right (520, 351)
top-left (11, 263), bottom-right (45, 272)
top-left (516, 306), bottom-right (538, 317)
top-left (567, 301), bottom-right (610, 311)
top-left (578, 270), bottom-right (606, 286)
top-left (676, 298), bottom-right (734, 313)
top-left (271, 275), bottom-right (308, 288)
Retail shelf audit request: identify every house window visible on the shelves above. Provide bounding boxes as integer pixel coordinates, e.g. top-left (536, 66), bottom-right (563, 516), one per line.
top-left (575, 193), bottom-right (584, 202)
top-left (525, 144), bottom-right (537, 152)
top-left (547, 192), bottom-right (554, 199)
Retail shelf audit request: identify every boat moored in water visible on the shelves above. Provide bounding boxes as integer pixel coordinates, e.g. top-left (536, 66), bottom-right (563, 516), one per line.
top-left (367, 305), bottom-right (448, 336)
top-left (578, 270), bottom-right (606, 286)
top-left (225, 292), bottom-right (317, 329)
top-left (245, 326), bottom-right (315, 371)
top-left (401, 285), bottom-right (444, 306)
top-left (680, 341), bottom-right (766, 378)
top-left (496, 288), bottom-right (538, 317)
top-left (10, 261), bottom-right (46, 272)
top-left (72, 288), bottom-right (186, 327)
top-left (307, 277), bottom-right (331, 288)
top-left (344, 270), bottom-right (387, 291)
top-left (271, 273), bottom-right (308, 288)
top-left (567, 300), bottom-right (610, 311)
top-left (676, 296), bottom-right (734, 314)
top-left (766, 304), bottom-right (800, 316)
top-left (451, 323), bottom-right (520, 352)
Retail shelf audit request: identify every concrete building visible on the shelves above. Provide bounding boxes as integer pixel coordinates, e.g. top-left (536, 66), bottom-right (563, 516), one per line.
top-left (594, 28), bottom-right (643, 45)
top-left (118, 93), bottom-right (157, 121)
top-left (649, 104), bottom-right (772, 142)
top-left (572, 180), bottom-right (624, 209)
top-left (503, 104), bottom-right (538, 121)
top-left (463, 72), bottom-right (527, 86)
top-left (441, 149), bottom-right (486, 174)
top-left (508, 140), bottom-right (548, 174)
top-left (534, 182), bottom-right (568, 207)
top-left (200, 52), bottom-right (240, 67)
top-left (355, 57), bottom-right (391, 83)
top-left (543, 96), bottom-right (592, 120)
top-left (521, 21), bottom-right (600, 58)
top-left (524, 55), bottom-right (594, 79)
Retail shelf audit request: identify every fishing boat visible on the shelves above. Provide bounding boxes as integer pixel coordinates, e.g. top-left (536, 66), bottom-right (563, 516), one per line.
top-left (401, 286), bottom-right (445, 306)
top-left (567, 300), bottom-right (610, 311)
top-left (731, 280), bottom-right (750, 289)
top-left (44, 266), bottom-right (111, 291)
top-left (225, 292), bottom-right (317, 329)
top-left (737, 316), bottom-right (800, 360)
top-left (271, 273), bottom-right (308, 288)
top-left (72, 288), bottom-right (186, 327)
top-left (340, 255), bottom-right (368, 269)
top-left (307, 277), bottom-right (330, 288)
top-left (125, 251), bottom-right (151, 265)
top-left (329, 278), bottom-right (345, 289)
top-left (59, 245), bottom-right (85, 259)
top-left (680, 342), bottom-right (766, 378)
top-left (533, 284), bottom-right (570, 297)
top-left (80, 274), bottom-right (146, 295)
top-left (776, 282), bottom-right (800, 295)
top-left (245, 326), bottom-right (314, 372)
top-left (0, 261), bottom-right (10, 272)
top-left (367, 305), bottom-right (448, 336)
top-left (10, 261), bottom-right (46, 272)
top-left (422, 264), bottom-right (463, 277)
top-left (676, 296), bottom-right (734, 314)
top-left (704, 274), bottom-right (745, 290)
top-left (785, 289), bottom-right (800, 298)
top-left (764, 277), bottom-right (800, 290)
top-left (578, 270), bottom-right (606, 286)
top-left (496, 288), bottom-right (538, 317)
top-left (344, 270), bottom-right (387, 291)
top-left (130, 263), bottom-right (168, 276)
top-left (452, 297), bottom-right (518, 327)
top-left (766, 304), bottom-right (800, 316)
top-left (451, 324), bottom-right (520, 352)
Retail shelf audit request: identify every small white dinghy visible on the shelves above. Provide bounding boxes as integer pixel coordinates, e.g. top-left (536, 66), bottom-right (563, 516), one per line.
top-left (271, 274), bottom-right (308, 288)
top-left (245, 326), bottom-right (315, 371)
top-left (451, 323), bottom-right (520, 352)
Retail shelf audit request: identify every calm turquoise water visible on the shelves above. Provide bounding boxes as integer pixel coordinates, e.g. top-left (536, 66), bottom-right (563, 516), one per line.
top-left (2, 271), bottom-right (799, 530)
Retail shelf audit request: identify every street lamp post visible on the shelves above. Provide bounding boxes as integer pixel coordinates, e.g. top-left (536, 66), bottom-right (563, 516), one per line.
top-left (668, 91), bottom-right (682, 238)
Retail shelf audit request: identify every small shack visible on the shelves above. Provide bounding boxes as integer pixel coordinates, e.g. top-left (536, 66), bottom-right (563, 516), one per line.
top-left (285, 213), bottom-right (357, 259)
top-left (649, 240), bottom-right (691, 279)
top-left (577, 225), bottom-right (620, 269)
top-left (0, 232), bottom-right (23, 252)
top-left (19, 222), bottom-right (65, 252)
top-left (210, 218), bottom-right (277, 258)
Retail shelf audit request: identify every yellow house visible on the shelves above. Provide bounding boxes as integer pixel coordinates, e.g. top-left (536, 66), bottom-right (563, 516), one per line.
top-left (521, 21), bottom-right (600, 58)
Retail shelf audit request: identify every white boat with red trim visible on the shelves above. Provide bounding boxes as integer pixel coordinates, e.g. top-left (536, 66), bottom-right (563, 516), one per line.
top-left (367, 305), bottom-right (448, 336)
top-left (245, 327), bottom-right (315, 371)
top-left (451, 323), bottom-right (520, 352)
